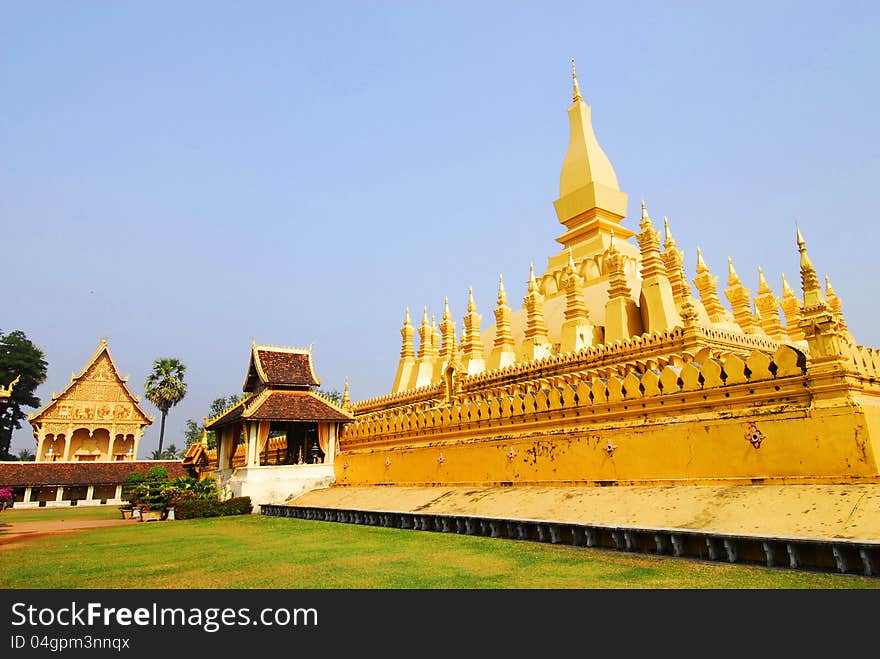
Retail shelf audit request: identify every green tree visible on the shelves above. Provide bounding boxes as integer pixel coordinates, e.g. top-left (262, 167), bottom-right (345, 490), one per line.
top-left (16, 448), bottom-right (35, 461)
top-left (316, 389), bottom-right (342, 404)
top-left (0, 330), bottom-right (48, 460)
top-left (144, 358), bottom-right (187, 457)
top-left (184, 393), bottom-right (244, 450)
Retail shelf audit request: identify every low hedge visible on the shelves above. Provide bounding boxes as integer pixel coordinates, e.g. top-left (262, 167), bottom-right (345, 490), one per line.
top-left (173, 496), bottom-right (253, 520)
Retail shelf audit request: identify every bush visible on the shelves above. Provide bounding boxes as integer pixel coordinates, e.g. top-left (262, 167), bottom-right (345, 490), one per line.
top-left (0, 487), bottom-right (11, 510)
top-left (174, 496), bottom-right (253, 520)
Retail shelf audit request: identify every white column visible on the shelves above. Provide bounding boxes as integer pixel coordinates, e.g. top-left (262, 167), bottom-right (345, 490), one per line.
top-left (55, 487), bottom-right (64, 502)
top-left (24, 486), bottom-right (32, 502)
top-left (114, 484), bottom-right (122, 501)
top-left (86, 485), bottom-right (95, 501)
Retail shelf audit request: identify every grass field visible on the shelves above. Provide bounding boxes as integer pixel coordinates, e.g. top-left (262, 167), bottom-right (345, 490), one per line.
top-left (2, 512), bottom-right (878, 589)
top-left (1, 505), bottom-right (121, 524)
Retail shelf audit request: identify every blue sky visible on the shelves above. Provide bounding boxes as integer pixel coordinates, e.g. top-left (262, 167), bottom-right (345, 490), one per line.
top-left (3, 1), bottom-right (878, 457)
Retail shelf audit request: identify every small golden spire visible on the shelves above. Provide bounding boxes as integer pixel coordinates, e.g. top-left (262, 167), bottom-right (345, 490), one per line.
top-left (663, 216), bottom-right (676, 248)
top-left (696, 247), bottom-right (709, 274)
top-left (404, 307), bottom-right (412, 326)
top-left (467, 286), bottom-right (476, 313)
top-left (497, 274), bottom-right (508, 306)
top-left (727, 258), bottom-right (742, 286)
top-left (640, 200), bottom-right (653, 231)
top-left (757, 267), bottom-right (772, 294)
top-left (571, 58), bottom-right (583, 103)
top-left (825, 275), bottom-right (837, 298)
top-left (781, 273), bottom-right (796, 298)
top-left (608, 228), bottom-right (618, 253)
top-left (567, 247), bottom-right (576, 272)
top-left (342, 376), bottom-right (351, 408)
top-left (528, 262), bottom-right (538, 293)
top-left (443, 296), bottom-right (452, 321)
top-left (422, 305), bottom-right (430, 326)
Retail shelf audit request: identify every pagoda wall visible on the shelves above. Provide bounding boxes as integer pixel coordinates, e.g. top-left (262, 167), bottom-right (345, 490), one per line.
top-left (338, 343), bottom-right (880, 487)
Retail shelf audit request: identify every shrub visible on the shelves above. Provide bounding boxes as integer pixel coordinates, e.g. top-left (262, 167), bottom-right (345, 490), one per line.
top-left (0, 487), bottom-right (12, 509)
top-left (146, 465), bottom-right (169, 481)
top-left (174, 496), bottom-right (253, 520)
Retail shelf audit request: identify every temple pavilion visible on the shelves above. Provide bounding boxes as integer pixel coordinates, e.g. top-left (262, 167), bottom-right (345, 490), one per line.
top-left (203, 342), bottom-right (352, 502)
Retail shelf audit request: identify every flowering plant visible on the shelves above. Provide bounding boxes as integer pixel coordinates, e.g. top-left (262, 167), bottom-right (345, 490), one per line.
top-left (0, 487), bottom-right (12, 506)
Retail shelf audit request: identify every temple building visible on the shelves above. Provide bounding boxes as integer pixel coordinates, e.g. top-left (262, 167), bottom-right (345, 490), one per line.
top-left (28, 339), bottom-right (152, 462)
top-left (330, 64), bottom-right (880, 490)
top-left (0, 340), bottom-right (182, 509)
top-left (203, 342), bottom-right (353, 503)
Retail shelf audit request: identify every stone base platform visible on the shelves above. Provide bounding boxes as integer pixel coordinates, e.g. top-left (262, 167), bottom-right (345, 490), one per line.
top-left (287, 483), bottom-right (880, 542)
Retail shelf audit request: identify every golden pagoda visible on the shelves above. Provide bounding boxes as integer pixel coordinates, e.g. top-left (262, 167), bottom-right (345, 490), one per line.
top-left (334, 63), bottom-right (880, 489)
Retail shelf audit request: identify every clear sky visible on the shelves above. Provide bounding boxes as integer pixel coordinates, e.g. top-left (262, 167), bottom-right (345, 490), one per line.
top-left (3, 1), bottom-right (878, 457)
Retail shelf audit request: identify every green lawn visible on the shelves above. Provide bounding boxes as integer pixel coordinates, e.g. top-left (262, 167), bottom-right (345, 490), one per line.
top-left (1, 514), bottom-right (877, 589)
top-left (1, 505), bottom-right (121, 524)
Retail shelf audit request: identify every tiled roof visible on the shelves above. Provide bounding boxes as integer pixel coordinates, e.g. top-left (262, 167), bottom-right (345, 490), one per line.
top-left (247, 391), bottom-right (352, 422)
top-left (244, 345), bottom-right (320, 391)
top-left (0, 460), bottom-right (186, 487)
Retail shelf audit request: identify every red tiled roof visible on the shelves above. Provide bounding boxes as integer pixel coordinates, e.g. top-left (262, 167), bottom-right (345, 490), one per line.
top-left (247, 391), bottom-right (352, 422)
top-left (244, 348), bottom-right (319, 391)
top-left (0, 461), bottom-right (186, 487)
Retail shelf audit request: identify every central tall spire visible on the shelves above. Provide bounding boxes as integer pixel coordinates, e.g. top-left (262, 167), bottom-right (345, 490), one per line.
top-left (550, 60), bottom-right (632, 275)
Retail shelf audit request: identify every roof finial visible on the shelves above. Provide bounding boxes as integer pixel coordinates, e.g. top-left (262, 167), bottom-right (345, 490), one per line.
top-left (567, 247), bottom-right (576, 272)
top-left (528, 262), bottom-right (538, 293)
top-left (443, 296), bottom-right (451, 321)
top-left (571, 58), bottom-right (583, 103)
top-left (467, 286), bottom-right (476, 313)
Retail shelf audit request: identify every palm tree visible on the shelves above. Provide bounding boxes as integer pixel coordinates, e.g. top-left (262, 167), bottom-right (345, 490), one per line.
top-left (144, 358), bottom-right (187, 457)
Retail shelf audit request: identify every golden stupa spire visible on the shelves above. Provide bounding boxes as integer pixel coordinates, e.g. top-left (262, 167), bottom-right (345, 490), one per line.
top-left (341, 377), bottom-right (351, 409)
top-left (497, 274), bottom-right (508, 306)
top-left (640, 200), bottom-right (653, 231)
top-left (467, 286), bottom-right (476, 313)
top-left (663, 216), bottom-right (676, 249)
top-left (781, 273), bottom-right (796, 298)
top-left (399, 307), bottom-right (415, 360)
top-left (527, 262), bottom-right (538, 293)
top-left (439, 296), bottom-right (457, 362)
top-left (757, 267), bottom-right (772, 295)
top-left (727, 257), bottom-right (743, 286)
top-left (797, 227), bottom-right (824, 308)
top-left (779, 273), bottom-right (805, 341)
top-left (724, 258), bottom-right (758, 334)
top-left (558, 60), bottom-right (620, 197)
top-left (692, 249), bottom-right (727, 322)
top-left (696, 247), bottom-right (709, 274)
top-left (567, 248), bottom-right (576, 273)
